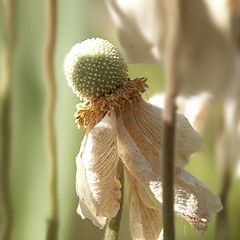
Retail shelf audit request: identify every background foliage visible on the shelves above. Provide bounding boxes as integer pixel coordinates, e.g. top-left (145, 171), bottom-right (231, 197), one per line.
top-left (0, 0), bottom-right (239, 239)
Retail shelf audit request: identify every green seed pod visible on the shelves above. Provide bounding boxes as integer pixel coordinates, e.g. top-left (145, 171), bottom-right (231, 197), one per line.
top-left (64, 38), bottom-right (128, 99)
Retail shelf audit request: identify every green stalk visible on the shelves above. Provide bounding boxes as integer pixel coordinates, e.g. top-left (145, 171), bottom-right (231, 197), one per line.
top-left (162, 0), bottom-right (181, 239)
top-left (44, 0), bottom-right (58, 239)
top-left (104, 161), bottom-right (124, 240)
top-left (0, 0), bottom-right (15, 239)
top-left (215, 117), bottom-right (232, 240)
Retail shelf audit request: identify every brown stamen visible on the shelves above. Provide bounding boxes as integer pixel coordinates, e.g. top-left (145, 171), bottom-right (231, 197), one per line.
top-left (74, 77), bottom-right (148, 129)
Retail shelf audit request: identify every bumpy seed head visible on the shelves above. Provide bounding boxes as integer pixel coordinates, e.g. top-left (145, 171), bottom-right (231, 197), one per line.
top-left (64, 38), bottom-right (128, 99)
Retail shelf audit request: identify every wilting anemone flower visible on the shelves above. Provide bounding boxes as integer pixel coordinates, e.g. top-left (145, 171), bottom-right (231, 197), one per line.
top-left (64, 38), bottom-right (222, 239)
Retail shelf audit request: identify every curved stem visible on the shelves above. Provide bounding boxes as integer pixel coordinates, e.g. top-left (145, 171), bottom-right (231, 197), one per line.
top-left (44, 0), bottom-right (58, 239)
top-left (104, 161), bottom-right (124, 240)
top-left (0, 0), bottom-right (15, 239)
top-left (162, 0), bottom-right (181, 239)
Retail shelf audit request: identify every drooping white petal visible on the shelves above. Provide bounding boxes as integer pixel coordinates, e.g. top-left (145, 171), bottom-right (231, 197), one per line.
top-left (132, 99), bottom-right (203, 166)
top-left (174, 166), bottom-right (223, 233)
top-left (105, 0), bottom-right (165, 64)
top-left (149, 93), bottom-right (212, 133)
top-left (76, 153), bottom-right (107, 228)
top-left (117, 115), bottom-right (222, 233)
top-left (127, 169), bottom-right (163, 240)
top-left (106, 0), bottom-right (235, 96)
top-left (76, 112), bottom-right (121, 224)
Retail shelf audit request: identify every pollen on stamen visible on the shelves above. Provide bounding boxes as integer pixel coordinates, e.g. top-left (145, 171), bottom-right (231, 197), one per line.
top-left (74, 77), bottom-right (148, 129)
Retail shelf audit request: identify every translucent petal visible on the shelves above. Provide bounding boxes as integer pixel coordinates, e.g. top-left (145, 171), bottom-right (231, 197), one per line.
top-left (132, 99), bottom-right (203, 166)
top-left (174, 166), bottom-right (223, 233)
top-left (149, 93), bottom-right (212, 133)
top-left (127, 170), bottom-right (163, 240)
top-left (105, 0), bottom-right (164, 64)
top-left (117, 115), bottom-right (222, 233)
top-left (76, 112), bottom-right (121, 222)
top-left (76, 153), bottom-right (107, 228)
top-left (106, 0), bottom-right (234, 96)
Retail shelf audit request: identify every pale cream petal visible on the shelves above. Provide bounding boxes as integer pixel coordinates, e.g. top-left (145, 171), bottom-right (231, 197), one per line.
top-left (98, 178), bottom-right (122, 217)
top-left (149, 93), bottom-right (212, 133)
top-left (105, 0), bottom-right (165, 64)
top-left (106, 0), bottom-right (234, 96)
top-left (132, 99), bottom-right (203, 166)
top-left (76, 153), bottom-right (107, 228)
top-left (76, 112), bottom-right (121, 220)
top-left (174, 166), bottom-right (223, 234)
top-left (122, 110), bottom-right (162, 176)
top-left (117, 115), bottom-right (222, 233)
top-left (117, 115), bottom-right (159, 184)
top-left (127, 169), bottom-right (163, 240)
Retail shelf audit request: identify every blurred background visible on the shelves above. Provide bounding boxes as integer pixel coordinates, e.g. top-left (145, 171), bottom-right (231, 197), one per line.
top-left (0, 0), bottom-right (240, 240)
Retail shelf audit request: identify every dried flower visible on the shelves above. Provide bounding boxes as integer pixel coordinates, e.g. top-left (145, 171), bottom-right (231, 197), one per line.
top-left (105, 0), bottom-right (235, 97)
top-left (64, 38), bottom-right (222, 239)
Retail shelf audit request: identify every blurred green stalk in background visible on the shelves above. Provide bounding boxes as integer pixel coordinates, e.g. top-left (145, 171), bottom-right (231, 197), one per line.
top-left (44, 0), bottom-right (58, 239)
top-left (162, 0), bottom-right (181, 239)
top-left (0, 0), bottom-right (15, 239)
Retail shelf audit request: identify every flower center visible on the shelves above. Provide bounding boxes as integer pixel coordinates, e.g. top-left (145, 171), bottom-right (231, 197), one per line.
top-left (64, 38), bottom-right (128, 100)
top-left (74, 77), bottom-right (148, 128)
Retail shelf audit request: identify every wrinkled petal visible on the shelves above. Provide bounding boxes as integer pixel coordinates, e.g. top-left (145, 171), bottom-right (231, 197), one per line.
top-left (76, 152), bottom-right (107, 228)
top-left (76, 112), bottom-right (121, 224)
top-left (132, 99), bottom-right (202, 166)
top-left (106, 0), bottom-right (234, 96)
top-left (174, 166), bottom-right (223, 233)
top-left (149, 93), bottom-right (212, 133)
top-left (127, 169), bottom-right (163, 240)
top-left (117, 115), bottom-right (222, 233)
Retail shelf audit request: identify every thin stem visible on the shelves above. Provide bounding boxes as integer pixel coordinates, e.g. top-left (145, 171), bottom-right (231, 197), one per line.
top-left (215, 168), bottom-right (231, 240)
top-left (44, 0), bottom-right (58, 239)
top-left (162, 0), bottom-right (181, 240)
top-left (104, 161), bottom-right (124, 240)
top-left (215, 118), bottom-right (232, 240)
top-left (0, 0), bottom-right (15, 239)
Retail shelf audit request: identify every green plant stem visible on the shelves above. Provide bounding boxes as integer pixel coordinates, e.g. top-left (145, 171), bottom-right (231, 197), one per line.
top-left (0, 0), bottom-right (15, 240)
top-left (44, 0), bottom-right (58, 239)
top-left (215, 166), bottom-right (231, 240)
top-left (162, 0), bottom-right (181, 239)
top-left (104, 161), bottom-right (124, 240)
top-left (215, 119), bottom-right (232, 240)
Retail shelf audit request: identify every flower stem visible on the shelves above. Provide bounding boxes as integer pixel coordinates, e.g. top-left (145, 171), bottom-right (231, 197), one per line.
top-left (0, 0), bottom-right (15, 239)
top-left (104, 161), bottom-right (124, 240)
top-left (162, 0), bottom-right (181, 239)
top-left (44, 0), bottom-right (58, 239)
top-left (215, 167), bottom-right (231, 240)
top-left (215, 119), bottom-right (232, 240)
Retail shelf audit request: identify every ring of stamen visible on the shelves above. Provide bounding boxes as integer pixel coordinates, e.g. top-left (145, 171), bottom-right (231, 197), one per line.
top-left (74, 77), bottom-right (148, 129)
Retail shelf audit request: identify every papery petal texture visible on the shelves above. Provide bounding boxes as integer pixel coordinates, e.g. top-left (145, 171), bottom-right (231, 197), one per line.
top-left (76, 151), bottom-right (107, 228)
top-left (76, 112), bottom-right (121, 221)
top-left (127, 170), bottom-right (163, 240)
top-left (117, 113), bottom-right (222, 233)
top-left (174, 166), bottom-right (223, 233)
top-left (133, 99), bottom-right (203, 166)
